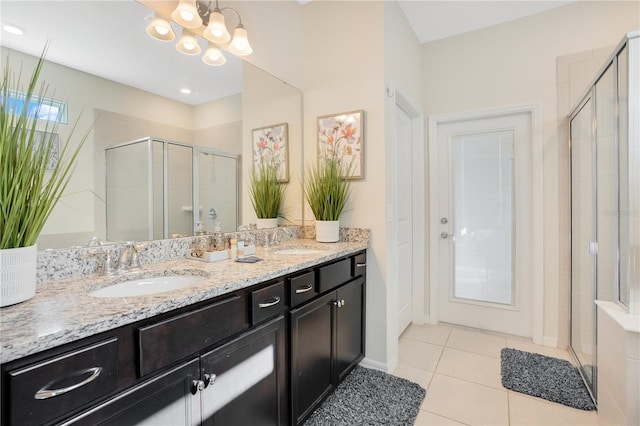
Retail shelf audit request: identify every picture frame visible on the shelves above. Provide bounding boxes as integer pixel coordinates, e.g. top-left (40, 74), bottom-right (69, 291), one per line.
top-left (33, 130), bottom-right (60, 171)
top-left (252, 123), bottom-right (289, 183)
top-left (317, 109), bottom-right (364, 179)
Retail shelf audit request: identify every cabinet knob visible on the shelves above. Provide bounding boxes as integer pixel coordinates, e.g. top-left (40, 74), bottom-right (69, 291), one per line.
top-left (191, 379), bottom-right (205, 395)
top-left (204, 373), bottom-right (217, 388)
top-left (333, 300), bottom-right (345, 308)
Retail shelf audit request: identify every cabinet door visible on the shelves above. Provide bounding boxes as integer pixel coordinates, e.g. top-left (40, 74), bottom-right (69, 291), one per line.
top-left (200, 316), bottom-right (286, 426)
top-left (63, 359), bottom-right (201, 426)
top-left (335, 277), bottom-right (365, 382)
top-left (290, 292), bottom-right (335, 425)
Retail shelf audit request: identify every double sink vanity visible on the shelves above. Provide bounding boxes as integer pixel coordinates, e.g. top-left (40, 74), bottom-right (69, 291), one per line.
top-left (0, 233), bottom-right (368, 425)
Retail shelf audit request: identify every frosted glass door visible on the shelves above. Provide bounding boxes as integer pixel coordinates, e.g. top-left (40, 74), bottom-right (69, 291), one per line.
top-left (452, 131), bottom-right (514, 305)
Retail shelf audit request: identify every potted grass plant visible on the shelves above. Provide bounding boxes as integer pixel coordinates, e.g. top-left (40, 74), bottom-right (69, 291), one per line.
top-left (1, 50), bottom-right (88, 307)
top-left (304, 154), bottom-right (351, 242)
top-left (248, 157), bottom-right (286, 229)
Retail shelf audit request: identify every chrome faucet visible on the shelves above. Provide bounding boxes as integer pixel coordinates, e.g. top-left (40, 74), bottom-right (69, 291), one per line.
top-left (116, 241), bottom-right (149, 274)
top-left (270, 227), bottom-right (288, 246)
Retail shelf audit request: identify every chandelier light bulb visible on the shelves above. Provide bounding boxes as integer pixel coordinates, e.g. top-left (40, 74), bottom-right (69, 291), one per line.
top-left (202, 43), bottom-right (227, 66)
top-left (171, 0), bottom-right (202, 28)
top-left (146, 14), bottom-right (175, 41)
top-left (176, 31), bottom-right (202, 55)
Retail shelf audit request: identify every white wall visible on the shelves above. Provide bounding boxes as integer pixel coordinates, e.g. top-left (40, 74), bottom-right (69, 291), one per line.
top-left (421, 0), bottom-right (639, 347)
top-left (242, 61), bottom-right (303, 227)
top-left (301, 0), bottom-right (387, 365)
top-left (383, 0), bottom-right (425, 369)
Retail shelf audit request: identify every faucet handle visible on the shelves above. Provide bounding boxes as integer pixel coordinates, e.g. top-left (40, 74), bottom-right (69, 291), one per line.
top-left (130, 241), bottom-right (150, 270)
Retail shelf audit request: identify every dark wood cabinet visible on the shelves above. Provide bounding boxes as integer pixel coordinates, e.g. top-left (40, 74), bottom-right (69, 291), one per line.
top-left (6, 339), bottom-right (119, 426)
top-left (1, 249), bottom-right (366, 426)
top-left (290, 292), bottom-right (335, 424)
top-left (201, 316), bottom-right (286, 426)
top-left (64, 358), bottom-right (201, 425)
top-left (290, 265), bottom-right (366, 425)
top-left (335, 277), bottom-right (366, 382)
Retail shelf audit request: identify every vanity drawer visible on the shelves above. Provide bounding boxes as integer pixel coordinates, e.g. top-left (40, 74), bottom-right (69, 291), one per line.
top-left (318, 258), bottom-right (351, 293)
top-left (352, 252), bottom-right (367, 277)
top-left (7, 338), bottom-right (118, 426)
top-left (289, 270), bottom-right (317, 307)
top-left (138, 295), bottom-right (246, 376)
top-left (251, 280), bottom-right (285, 325)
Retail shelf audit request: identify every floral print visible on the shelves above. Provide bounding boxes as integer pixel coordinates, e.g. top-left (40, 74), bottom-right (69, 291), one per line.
top-left (252, 123), bottom-right (288, 182)
top-left (318, 110), bottom-right (363, 178)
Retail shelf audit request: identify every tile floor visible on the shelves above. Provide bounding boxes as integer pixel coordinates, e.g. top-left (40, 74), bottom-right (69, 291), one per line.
top-left (391, 324), bottom-right (598, 426)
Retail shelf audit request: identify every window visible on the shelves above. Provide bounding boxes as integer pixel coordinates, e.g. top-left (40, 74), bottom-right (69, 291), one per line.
top-left (3, 90), bottom-right (68, 124)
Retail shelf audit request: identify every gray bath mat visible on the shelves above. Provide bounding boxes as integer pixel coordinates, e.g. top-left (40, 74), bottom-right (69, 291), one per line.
top-left (501, 348), bottom-right (595, 410)
top-left (304, 365), bottom-right (426, 425)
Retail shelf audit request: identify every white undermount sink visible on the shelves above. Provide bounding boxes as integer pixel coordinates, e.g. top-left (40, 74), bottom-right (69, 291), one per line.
top-left (273, 247), bottom-right (324, 255)
top-left (88, 275), bottom-right (207, 298)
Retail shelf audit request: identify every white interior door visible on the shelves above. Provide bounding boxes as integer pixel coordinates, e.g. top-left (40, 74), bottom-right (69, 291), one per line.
top-left (433, 111), bottom-right (533, 337)
top-left (396, 105), bottom-right (413, 336)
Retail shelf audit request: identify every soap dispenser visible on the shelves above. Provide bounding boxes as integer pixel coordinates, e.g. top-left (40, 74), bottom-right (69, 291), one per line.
top-left (213, 222), bottom-right (225, 251)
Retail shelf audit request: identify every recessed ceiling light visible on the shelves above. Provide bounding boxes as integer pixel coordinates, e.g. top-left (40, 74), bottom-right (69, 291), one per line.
top-left (2, 24), bottom-right (24, 35)
top-left (180, 88), bottom-right (192, 94)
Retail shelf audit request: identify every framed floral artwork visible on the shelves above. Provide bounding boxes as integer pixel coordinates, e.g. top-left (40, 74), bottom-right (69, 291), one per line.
top-left (252, 123), bottom-right (289, 182)
top-left (317, 109), bottom-right (364, 179)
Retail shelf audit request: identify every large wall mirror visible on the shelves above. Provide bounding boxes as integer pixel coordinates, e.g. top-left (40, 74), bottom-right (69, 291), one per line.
top-left (1, 0), bottom-right (303, 250)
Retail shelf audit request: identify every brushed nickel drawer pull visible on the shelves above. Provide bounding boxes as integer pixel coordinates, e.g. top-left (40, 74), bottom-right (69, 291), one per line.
top-left (356, 262), bottom-right (366, 267)
top-left (258, 297), bottom-right (281, 308)
top-left (34, 367), bottom-right (102, 400)
top-left (295, 284), bottom-right (313, 294)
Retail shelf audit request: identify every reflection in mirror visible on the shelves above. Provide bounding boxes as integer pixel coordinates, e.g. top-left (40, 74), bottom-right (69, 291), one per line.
top-left (105, 138), bottom-right (239, 241)
top-left (1, 0), bottom-right (303, 251)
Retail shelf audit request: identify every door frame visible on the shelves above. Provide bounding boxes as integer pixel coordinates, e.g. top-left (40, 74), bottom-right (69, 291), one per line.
top-left (385, 87), bottom-right (426, 353)
top-left (428, 104), bottom-right (543, 345)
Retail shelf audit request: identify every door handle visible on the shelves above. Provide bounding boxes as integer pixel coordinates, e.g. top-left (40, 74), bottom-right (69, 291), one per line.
top-left (440, 231), bottom-right (454, 239)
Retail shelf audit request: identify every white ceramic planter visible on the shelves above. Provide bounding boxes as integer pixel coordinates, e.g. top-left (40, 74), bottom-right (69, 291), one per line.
top-left (315, 220), bottom-right (340, 243)
top-left (257, 218), bottom-right (278, 229)
top-left (0, 245), bottom-right (37, 307)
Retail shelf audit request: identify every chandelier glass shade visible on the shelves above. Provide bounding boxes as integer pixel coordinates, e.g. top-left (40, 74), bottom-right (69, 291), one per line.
top-left (171, 0), bottom-right (202, 28)
top-left (146, 14), bottom-right (176, 41)
top-left (145, 0), bottom-right (252, 67)
top-left (176, 30), bottom-right (202, 55)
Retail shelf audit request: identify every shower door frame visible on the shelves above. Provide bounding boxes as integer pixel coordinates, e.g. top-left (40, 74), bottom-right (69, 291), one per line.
top-left (568, 90), bottom-right (598, 405)
top-left (105, 137), bottom-right (240, 240)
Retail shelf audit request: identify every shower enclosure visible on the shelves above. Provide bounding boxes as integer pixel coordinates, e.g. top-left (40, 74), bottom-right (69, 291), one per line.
top-left (568, 31), bottom-right (639, 404)
top-left (105, 137), bottom-right (239, 242)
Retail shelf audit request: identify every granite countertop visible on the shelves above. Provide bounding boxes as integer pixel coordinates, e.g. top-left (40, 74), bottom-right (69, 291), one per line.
top-left (0, 239), bottom-right (367, 364)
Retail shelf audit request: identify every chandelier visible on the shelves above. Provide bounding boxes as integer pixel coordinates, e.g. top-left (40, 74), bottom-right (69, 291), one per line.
top-left (145, 0), bottom-right (252, 66)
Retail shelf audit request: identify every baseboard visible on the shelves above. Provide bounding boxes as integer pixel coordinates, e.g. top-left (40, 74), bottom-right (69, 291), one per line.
top-left (423, 315), bottom-right (440, 325)
top-left (543, 336), bottom-right (558, 348)
top-left (359, 357), bottom-right (388, 372)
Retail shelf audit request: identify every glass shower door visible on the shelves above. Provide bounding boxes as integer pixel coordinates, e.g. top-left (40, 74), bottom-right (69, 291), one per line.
top-left (570, 96), bottom-right (597, 398)
top-left (198, 152), bottom-right (238, 233)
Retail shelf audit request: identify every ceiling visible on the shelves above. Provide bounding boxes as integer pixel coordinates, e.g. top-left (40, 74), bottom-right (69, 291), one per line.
top-left (0, 1), bottom-right (242, 105)
top-left (0, 1), bottom-right (575, 104)
top-left (398, 0), bottom-right (575, 43)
